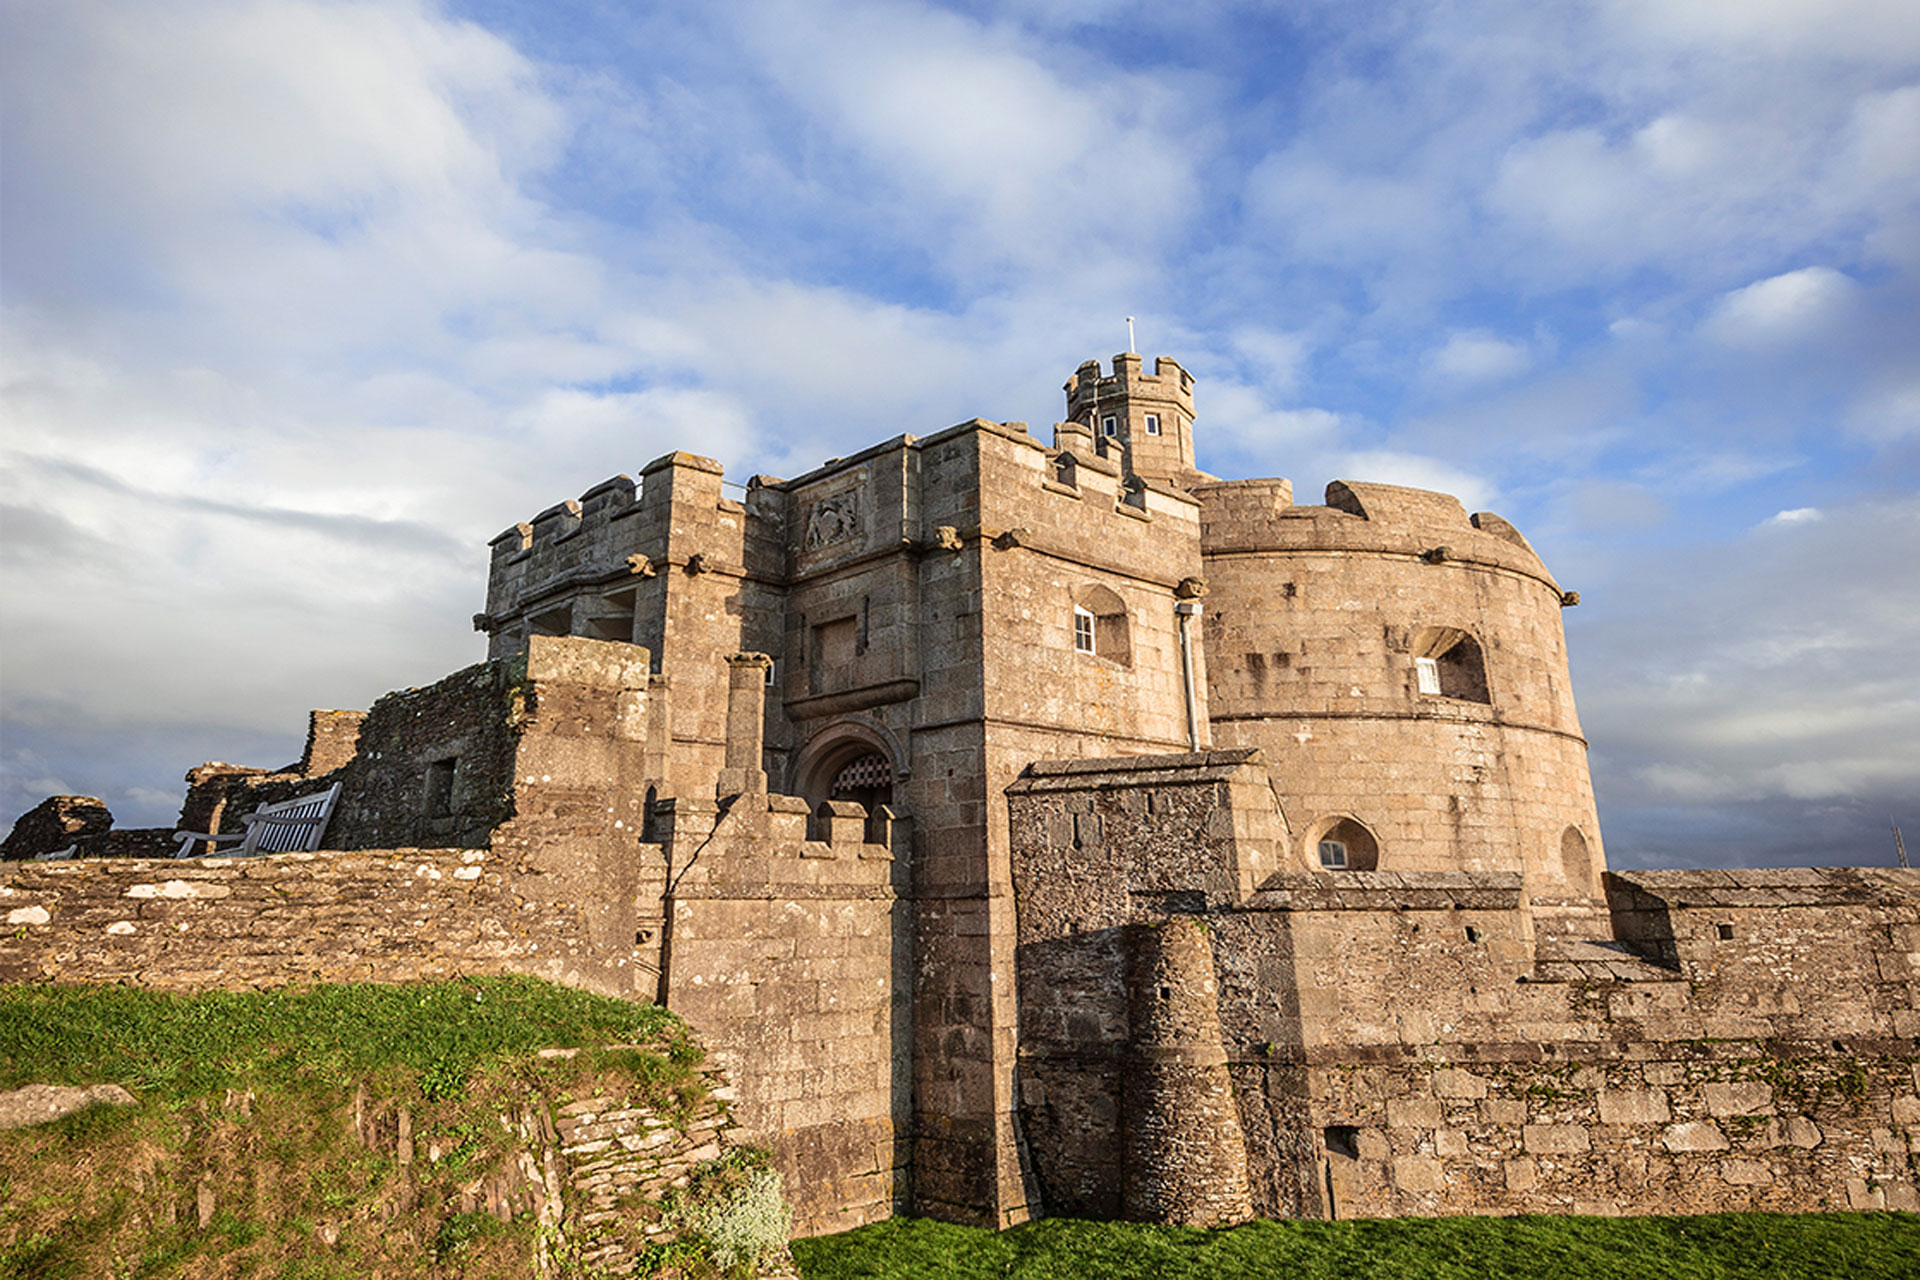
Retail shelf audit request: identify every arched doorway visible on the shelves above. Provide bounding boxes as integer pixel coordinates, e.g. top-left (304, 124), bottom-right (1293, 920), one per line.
top-left (827, 751), bottom-right (894, 815)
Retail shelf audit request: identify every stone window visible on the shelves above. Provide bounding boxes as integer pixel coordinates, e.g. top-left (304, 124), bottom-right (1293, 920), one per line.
top-left (1412, 626), bottom-right (1490, 703)
top-left (1306, 815), bottom-right (1379, 872)
top-left (1144, 413), bottom-right (1161, 436)
top-left (1560, 825), bottom-right (1591, 886)
top-left (424, 758), bottom-right (456, 818)
top-left (530, 604), bottom-right (572, 637)
top-left (584, 588), bottom-right (636, 643)
top-left (1071, 585), bottom-right (1131, 666)
top-left (808, 616), bottom-right (857, 694)
top-left (1101, 415), bottom-right (1118, 438)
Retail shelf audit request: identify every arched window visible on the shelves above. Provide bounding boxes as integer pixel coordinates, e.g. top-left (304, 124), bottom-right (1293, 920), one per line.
top-left (1560, 825), bottom-right (1592, 888)
top-left (1412, 626), bottom-right (1490, 703)
top-left (1071, 584), bottom-right (1131, 666)
top-left (1306, 814), bottom-right (1379, 872)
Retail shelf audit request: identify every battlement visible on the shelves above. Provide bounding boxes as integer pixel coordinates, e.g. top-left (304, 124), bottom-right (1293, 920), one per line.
top-left (1193, 478), bottom-right (1553, 584)
top-left (1064, 353), bottom-right (1196, 417)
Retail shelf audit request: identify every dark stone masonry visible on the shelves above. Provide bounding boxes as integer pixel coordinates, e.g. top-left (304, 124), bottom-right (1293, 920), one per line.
top-left (4, 353), bottom-right (1915, 1234)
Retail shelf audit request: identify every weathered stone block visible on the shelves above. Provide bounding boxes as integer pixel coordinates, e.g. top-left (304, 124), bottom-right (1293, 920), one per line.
top-left (1702, 1082), bottom-right (1773, 1117)
top-left (1431, 1068), bottom-right (1487, 1099)
top-left (1720, 1159), bottom-right (1772, 1186)
top-left (1386, 1097), bottom-right (1443, 1129)
top-left (1598, 1090), bottom-right (1671, 1126)
top-left (1663, 1121), bottom-right (1730, 1152)
top-left (1391, 1155), bottom-right (1444, 1193)
top-left (1523, 1124), bottom-right (1590, 1155)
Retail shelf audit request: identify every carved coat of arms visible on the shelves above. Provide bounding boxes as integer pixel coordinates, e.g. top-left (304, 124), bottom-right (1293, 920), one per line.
top-left (804, 493), bottom-right (861, 550)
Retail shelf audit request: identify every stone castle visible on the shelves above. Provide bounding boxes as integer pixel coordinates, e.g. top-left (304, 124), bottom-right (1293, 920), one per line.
top-left (5, 354), bottom-right (1918, 1234)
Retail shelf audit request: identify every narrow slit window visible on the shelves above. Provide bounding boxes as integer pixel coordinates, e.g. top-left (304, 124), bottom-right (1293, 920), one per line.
top-left (1318, 839), bottom-right (1348, 869)
top-left (1073, 606), bottom-right (1096, 654)
top-left (425, 758), bottom-right (456, 818)
top-left (1101, 415), bottom-right (1118, 438)
top-left (1144, 413), bottom-right (1161, 436)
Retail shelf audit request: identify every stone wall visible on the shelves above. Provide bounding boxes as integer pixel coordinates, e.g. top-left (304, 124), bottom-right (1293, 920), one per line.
top-left (0, 845), bottom-right (610, 992)
top-left (1195, 478), bottom-right (1603, 896)
top-left (1006, 754), bottom-right (1920, 1222)
top-left (649, 789), bottom-right (910, 1237)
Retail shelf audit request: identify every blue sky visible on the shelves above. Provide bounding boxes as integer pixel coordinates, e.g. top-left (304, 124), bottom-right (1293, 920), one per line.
top-left (2, 0), bottom-right (1916, 868)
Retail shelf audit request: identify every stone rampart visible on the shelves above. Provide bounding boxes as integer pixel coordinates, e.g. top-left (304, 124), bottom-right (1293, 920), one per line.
top-left (1006, 754), bottom-right (1920, 1222)
top-left (0, 846), bottom-right (616, 993)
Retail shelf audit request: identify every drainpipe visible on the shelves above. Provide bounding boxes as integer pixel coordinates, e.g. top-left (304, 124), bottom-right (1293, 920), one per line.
top-left (1175, 601), bottom-right (1203, 751)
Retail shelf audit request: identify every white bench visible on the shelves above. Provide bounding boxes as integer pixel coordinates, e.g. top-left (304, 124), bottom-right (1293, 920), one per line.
top-left (172, 782), bottom-right (342, 858)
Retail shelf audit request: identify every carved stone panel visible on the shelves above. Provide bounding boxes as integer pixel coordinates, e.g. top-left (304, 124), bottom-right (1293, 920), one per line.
top-left (804, 491), bottom-right (862, 551)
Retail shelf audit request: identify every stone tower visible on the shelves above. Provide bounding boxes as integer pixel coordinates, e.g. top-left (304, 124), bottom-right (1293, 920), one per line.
top-left (1065, 353), bottom-right (1203, 487)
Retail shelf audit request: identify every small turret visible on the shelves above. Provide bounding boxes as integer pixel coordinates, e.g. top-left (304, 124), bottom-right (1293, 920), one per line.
top-left (1064, 354), bottom-right (1205, 487)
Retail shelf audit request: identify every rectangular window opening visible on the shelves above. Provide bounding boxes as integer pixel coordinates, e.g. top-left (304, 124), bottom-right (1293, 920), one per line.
top-left (1101, 415), bottom-right (1118, 438)
top-left (1318, 839), bottom-right (1348, 869)
top-left (1073, 607), bottom-right (1096, 654)
top-left (1144, 413), bottom-right (1161, 436)
top-left (1325, 1125), bottom-right (1360, 1159)
top-left (425, 758), bottom-right (457, 818)
top-left (1716, 923), bottom-right (1735, 941)
top-left (1415, 656), bottom-right (1441, 695)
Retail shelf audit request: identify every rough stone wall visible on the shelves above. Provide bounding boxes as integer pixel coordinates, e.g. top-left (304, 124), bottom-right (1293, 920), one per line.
top-left (1120, 919), bottom-right (1254, 1226)
top-left (0, 845), bottom-right (613, 992)
top-left (1005, 752), bottom-right (1284, 1221)
top-left (321, 659), bottom-right (526, 851)
top-left (649, 790), bottom-right (909, 1237)
top-left (1006, 759), bottom-right (1920, 1221)
top-left (1195, 478), bottom-right (1603, 896)
top-left (301, 710), bottom-right (366, 776)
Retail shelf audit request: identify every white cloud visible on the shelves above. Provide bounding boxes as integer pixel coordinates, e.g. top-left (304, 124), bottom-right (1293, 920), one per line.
top-left (1579, 494), bottom-right (1920, 833)
top-left (1704, 267), bottom-right (1859, 346)
top-left (1606, 0), bottom-right (1920, 63)
top-left (1425, 330), bottom-right (1532, 387)
top-left (1332, 450), bottom-right (1495, 514)
top-left (730, 0), bottom-right (1196, 277)
top-left (1846, 380), bottom-right (1920, 442)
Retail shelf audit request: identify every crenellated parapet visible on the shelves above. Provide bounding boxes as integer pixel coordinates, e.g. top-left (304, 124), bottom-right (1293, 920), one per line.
top-left (1192, 478), bottom-right (1555, 586)
top-left (1064, 353), bottom-right (1206, 487)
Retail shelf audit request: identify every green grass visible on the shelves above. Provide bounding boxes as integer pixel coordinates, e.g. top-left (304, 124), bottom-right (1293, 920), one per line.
top-left (0, 978), bottom-right (703, 1279)
top-left (0, 975), bottom-right (677, 1102)
top-left (791, 1210), bottom-right (1920, 1280)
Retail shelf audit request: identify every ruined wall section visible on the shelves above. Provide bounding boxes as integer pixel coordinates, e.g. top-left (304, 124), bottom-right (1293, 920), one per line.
top-left (650, 789), bottom-right (909, 1237)
top-left (1196, 478), bottom-right (1604, 901)
top-left (1005, 752), bottom-right (1282, 1221)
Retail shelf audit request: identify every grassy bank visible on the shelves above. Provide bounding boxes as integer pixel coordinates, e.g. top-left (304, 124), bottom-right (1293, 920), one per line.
top-left (0, 977), bottom-right (703, 1279)
top-left (790, 1210), bottom-right (1920, 1280)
